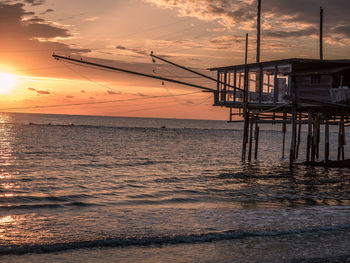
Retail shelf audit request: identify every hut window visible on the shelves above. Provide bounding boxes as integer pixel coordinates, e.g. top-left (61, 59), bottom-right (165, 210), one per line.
top-left (310, 75), bottom-right (321, 85)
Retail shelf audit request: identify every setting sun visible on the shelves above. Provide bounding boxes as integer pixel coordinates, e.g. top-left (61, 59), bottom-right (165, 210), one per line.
top-left (0, 72), bottom-right (17, 94)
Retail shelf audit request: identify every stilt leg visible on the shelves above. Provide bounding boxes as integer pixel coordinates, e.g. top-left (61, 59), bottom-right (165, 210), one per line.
top-left (306, 112), bottom-right (312, 164)
top-left (296, 113), bottom-right (302, 160)
top-left (282, 112), bottom-right (287, 159)
top-left (254, 122), bottom-right (260, 160)
top-left (290, 107), bottom-right (297, 168)
top-left (248, 115), bottom-right (254, 162)
top-left (325, 118), bottom-right (329, 163)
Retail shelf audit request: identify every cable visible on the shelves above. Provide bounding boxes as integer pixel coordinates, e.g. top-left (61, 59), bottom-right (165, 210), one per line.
top-left (0, 91), bottom-right (201, 111)
top-left (59, 60), bottom-right (121, 93)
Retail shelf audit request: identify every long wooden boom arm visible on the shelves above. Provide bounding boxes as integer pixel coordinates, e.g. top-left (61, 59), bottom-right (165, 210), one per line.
top-left (52, 54), bottom-right (215, 92)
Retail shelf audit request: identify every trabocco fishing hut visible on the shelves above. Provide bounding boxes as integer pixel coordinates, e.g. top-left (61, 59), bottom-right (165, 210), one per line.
top-left (210, 58), bottom-right (350, 167)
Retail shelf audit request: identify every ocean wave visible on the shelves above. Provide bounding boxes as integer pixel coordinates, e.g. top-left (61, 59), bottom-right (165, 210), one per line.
top-left (0, 194), bottom-right (90, 203)
top-left (1, 224), bottom-right (350, 255)
top-left (0, 201), bottom-right (95, 210)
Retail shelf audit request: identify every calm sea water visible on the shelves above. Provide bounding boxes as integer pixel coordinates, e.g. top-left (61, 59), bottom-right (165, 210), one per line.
top-left (0, 112), bottom-right (349, 262)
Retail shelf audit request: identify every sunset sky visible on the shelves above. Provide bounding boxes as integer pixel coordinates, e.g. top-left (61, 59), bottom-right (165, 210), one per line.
top-left (0, 0), bottom-right (349, 120)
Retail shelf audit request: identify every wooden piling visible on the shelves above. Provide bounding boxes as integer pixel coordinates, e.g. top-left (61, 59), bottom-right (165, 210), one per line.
top-left (282, 112), bottom-right (287, 159)
top-left (337, 117), bottom-right (343, 161)
top-left (248, 114), bottom-right (254, 162)
top-left (254, 121), bottom-right (260, 160)
top-left (324, 118), bottom-right (329, 163)
top-left (290, 107), bottom-right (297, 168)
top-left (316, 116), bottom-right (320, 160)
top-left (241, 112), bottom-right (249, 161)
top-left (306, 113), bottom-right (312, 163)
top-left (296, 113), bottom-right (302, 160)
top-left (311, 115), bottom-right (317, 163)
top-left (338, 116), bottom-right (345, 160)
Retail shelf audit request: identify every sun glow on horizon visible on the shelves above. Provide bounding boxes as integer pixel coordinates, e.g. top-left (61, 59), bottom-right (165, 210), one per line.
top-left (0, 72), bottom-right (17, 94)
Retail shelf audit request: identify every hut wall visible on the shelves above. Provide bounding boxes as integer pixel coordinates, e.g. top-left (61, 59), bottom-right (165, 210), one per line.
top-left (295, 75), bottom-right (332, 102)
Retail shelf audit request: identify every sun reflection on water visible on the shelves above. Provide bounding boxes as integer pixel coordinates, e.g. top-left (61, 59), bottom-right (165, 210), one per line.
top-left (0, 113), bottom-right (15, 168)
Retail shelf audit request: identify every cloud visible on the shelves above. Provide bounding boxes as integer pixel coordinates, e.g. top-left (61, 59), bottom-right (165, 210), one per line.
top-left (40, 8), bottom-right (54, 15)
top-left (24, 22), bottom-right (71, 39)
top-left (80, 90), bottom-right (86, 93)
top-left (207, 27), bottom-right (226, 32)
top-left (66, 95), bottom-right (74, 98)
top-left (0, 2), bottom-right (90, 78)
top-left (107, 90), bottom-right (120, 95)
top-left (23, 0), bottom-right (45, 6)
top-left (116, 45), bottom-right (148, 57)
top-left (83, 16), bottom-right (100, 22)
top-left (25, 17), bottom-right (45, 22)
top-left (27, 87), bottom-right (51, 94)
top-left (144, 0), bottom-right (350, 46)
top-left (144, 0), bottom-right (256, 29)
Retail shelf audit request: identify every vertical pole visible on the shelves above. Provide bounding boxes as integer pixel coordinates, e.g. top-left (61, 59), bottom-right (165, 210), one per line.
top-left (248, 115), bottom-right (254, 162)
top-left (282, 112), bottom-right (287, 159)
top-left (257, 0), bottom-right (261, 63)
top-left (306, 112), bottom-right (312, 164)
top-left (316, 116), bottom-right (320, 160)
top-left (242, 112), bottom-right (249, 161)
top-left (258, 67), bottom-right (263, 103)
top-left (223, 71), bottom-right (227, 102)
top-left (338, 118), bottom-right (341, 161)
top-left (311, 117), bottom-right (316, 163)
top-left (242, 38), bottom-right (250, 161)
top-left (290, 106), bottom-right (297, 168)
top-left (216, 71), bottom-right (220, 104)
top-left (245, 33), bottom-right (249, 65)
top-left (254, 121), bottom-right (260, 160)
top-left (296, 113), bottom-right (302, 160)
top-left (341, 116), bottom-right (345, 160)
top-left (325, 117), bottom-right (329, 163)
top-left (274, 65), bottom-right (279, 103)
top-left (320, 6), bottom-right (324, 60)
top-left (233, 70), bottom-right (237, 102)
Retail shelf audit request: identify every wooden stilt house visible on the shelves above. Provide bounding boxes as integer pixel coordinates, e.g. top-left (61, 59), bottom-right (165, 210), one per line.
top-left (210, 58), bottom-right (350, 167)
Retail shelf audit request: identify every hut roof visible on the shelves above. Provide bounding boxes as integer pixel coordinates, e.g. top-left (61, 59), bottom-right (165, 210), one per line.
top-left (210, 58), bottom-right (350, 72)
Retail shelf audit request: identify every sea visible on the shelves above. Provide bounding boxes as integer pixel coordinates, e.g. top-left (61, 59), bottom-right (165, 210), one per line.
top-left (0, 112), bottom-right (349, 263)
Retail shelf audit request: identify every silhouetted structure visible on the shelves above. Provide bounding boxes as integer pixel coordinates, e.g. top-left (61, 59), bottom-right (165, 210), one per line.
top-left (211, 58), bottom-right (350, 166)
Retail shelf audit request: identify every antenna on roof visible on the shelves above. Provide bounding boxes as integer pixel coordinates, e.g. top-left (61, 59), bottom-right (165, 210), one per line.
top-left (256, 0), bottom-right (261, 63)
top-left (320, 6), bottom-right (324, 60)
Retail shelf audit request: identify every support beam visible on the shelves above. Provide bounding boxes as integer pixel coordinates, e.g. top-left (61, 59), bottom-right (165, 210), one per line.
top-left (254, 122), bottom-right (260, 160)
top-left (296, 113), bottom-right (302, 160)
top-left (242, 112), bottom-right (250, 161)
top-left (320, 6), bottom-right (324, 60)
top-left (248, 115), bottom-right (254, 162)
top-left (325, 118), bottom-right (329, 163)
top-left (282, 112), bottom-right (287, 159)
top-left (245, 33), bottom-right (249, 65)
top-left (290, 106), bottom-right (297, 168)
top-left (306, 112), bottom-right (312, 164)
top-left (257, 0), bottom-right (261, 63)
